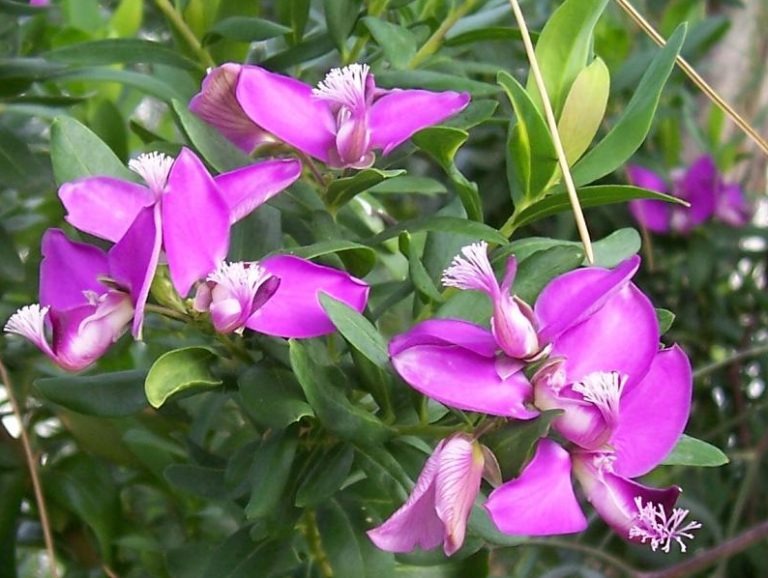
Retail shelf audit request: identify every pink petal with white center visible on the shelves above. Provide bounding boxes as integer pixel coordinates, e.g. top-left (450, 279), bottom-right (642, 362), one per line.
top-left (485, 439), bottom-right (587, 536)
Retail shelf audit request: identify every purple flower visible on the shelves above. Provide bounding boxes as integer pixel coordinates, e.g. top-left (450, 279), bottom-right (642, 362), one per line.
top-left (191, 63), bottom-right (470, 168)
top-left (627, 155), bottom-right (749, 233)
top-left (367, 434), bottom-right (499, 556)
top-left (4, 230), bottom-right (133, 372)
top-left (193, 255), bottom-right (369, 338)
top-left (59, 148), bottom-right (301, 338)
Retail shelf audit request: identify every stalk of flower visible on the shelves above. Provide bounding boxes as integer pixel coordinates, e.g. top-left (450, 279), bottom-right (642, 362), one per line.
top-left (4, 230), bottom-right (133, 372)
top-left (191, 62), bottom-right (470, 169)
top-left (194, 255), bottom-right (369, 338)
top-left (58, 148), bottom-right (301, 339)
top-left (367, 433), bottom-right (501, 556)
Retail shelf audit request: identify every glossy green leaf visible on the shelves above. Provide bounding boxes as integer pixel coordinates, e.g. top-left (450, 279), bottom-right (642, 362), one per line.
top-left (353, 443), bottom-right (411, 501)
top-left (445, 26), bottom-right (529, 47)
top-left (657, 308), bottom-right (676, 335)
top-left (46, 39), bottom-right (199, 70)
top-left (376, 70), bottom-right (500, 97)
top-left (171, 99), bottom-right (251, 172)
top-left (35, 370), bottom-right (148, 417)
top-left (327, 168), bottom-right (405, 208)
top-left (510, 185), bottom-right (686, 230)
top-left (485, 410), bottom-right (562, 479)
top-left (276, 0), bottom-right (310, 44)
top-left (289, 340), bottom-right (390, 445)
top-left (245, 430), bottom-right (298, 519)
top-left (324, 0), bottom-right (361, 52)
top-left (50, 116), bottom-right (133, 184)
top-left (498, 71), bottom-right (557, 205)
top-left (203, 16), bottom-right (291, 44)
top-left (405, 237), bottom-right (444, 303)
top-left (363, 17), bottom-right (417, 69)
top-left (54, 67), bottom-right (189, 103)
top-left (319, 293), bottom-right (389, 368)
top-left (526, 0), bottom-right (609, 116)
top-left (571, 24), bottom-right (687, 186)
top-left (295, 444), bottom-right (354, 507)
top-left (145, 346), bottom-right (222, 408)
top-left (286, 239), bottom-right (376, 277)
top-left (557, 57), bottom-right (610, 164)
top-left (661, 434), bottom-right (729, 467)
top-left (513, 246), bottom-right (584, 303)
top-left (238, 366), bottom-right (313, 429)
top-left (367, 216), bottom-right (507, 246)
top-left (262, 33), bottom-right (335, 70)
top-left (368, 175), bottom-right (447, 196)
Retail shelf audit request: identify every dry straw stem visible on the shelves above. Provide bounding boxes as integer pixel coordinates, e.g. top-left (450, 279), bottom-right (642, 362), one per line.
top-left (0, 356), bottom-right (59, 578)
top-left (506, 0), bottom-right (596, 264)
top-left (615, 0), bottom-right (768, 158)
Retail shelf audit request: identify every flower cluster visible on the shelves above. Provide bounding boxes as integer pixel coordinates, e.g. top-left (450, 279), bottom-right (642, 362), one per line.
top-left (5, 63), bottom-right (468, 372)
top-left (371, 242), bottom-right (700, 555)
top-left (628, 155), bottom-right (749, 234)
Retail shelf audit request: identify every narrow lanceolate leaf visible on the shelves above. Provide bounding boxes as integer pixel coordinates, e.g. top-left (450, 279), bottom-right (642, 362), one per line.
top-left (661, 434), bottom-right (729, 467)
top-left (526, 0), bottom-right (609, 116)
top-left (656, 308), bottom-right (676, 335)
top-left (50, 116), bottom-right (134, 184)
top-left (326, 168), bottom-right (405, 209)
top-left (245, 430), bottom-right (298, 519)
top-left (366, 216), bottom-right (508, 246)
top-left (319, 293), bottom-right (389, 369)
top-left (513, 246), bottom-right (584, 304)
top-left (510, 185), bottom-right (686, 230)
top-left (498, 71), bottom-right (557, 206)
top-left (203, 17), bottom-right (291, 45)
top-left (238, 366), bottom-right (314, 430)
top-left (295, 444), bottom-right (354, 507)
top-left (571, 24), bottom-right (687, 186)
top-left (145, 347), bottom-right (222, 408)
top-left (35, 370), bottom-right (148, 417)
top-left (45, 39), bottom-right (200, 70)
top-left (362, 17), bottom-right (417, 69)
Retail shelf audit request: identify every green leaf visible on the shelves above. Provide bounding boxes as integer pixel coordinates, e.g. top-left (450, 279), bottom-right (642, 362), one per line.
top-left (526, 0), bottom-right (609, 116)
top-left (0, 0), bottom-right (51, 15)
top-left (0, 125), bottom-right (47, 190)
top-left (353, 443), bottom-right (411, 500)
top-left (164, 464), bottom-right (228, 499)
top-left (203, 16), bottom-right (291, 44)
top-left (485, 410), bottom-right (562, 479)
top-left (657, 308), bottom-right (676, 335)
top-left (317, 500), bottom-right (395, 578)
top-left (661, 435), bottom-right (729, 467)
top-left (468, 504), bottom-right (527, 547)
top-left (295, 444), bottom-right (354, 507)
top-left (54, 67), bottom-right (189, 103)
top-left (110, 0), bottom-right (143, 37)
top-left (45, 39), bottom-right (200, 70)
top-left (0, 224), bottom-right (24, 283)
top-left (405, 237), bottom-right (444, 303)
top-left (445, 26), bottom-right (529, 47)
top-left (171, 99), bottom-right (251, 173)
top-left (202, 530), bottom-right (297, 578)
top-left (363, 17), bottom-right (417, 69)
top-left (367, 216), bottom-right (507, 246)
top-left (35, 370), bottom-right (148, 417)
top-left (262, 33), bottom-right (335, 71)
top-left (441, 99), bottom-right (498, 131)
top-left (571, 24), bottom-right (687, 186)
top-left (320, 294), bottom-right (389, 369)
top-left (289, 340), bottom-right (390, 445)
top-left (376, 70), bottom-right (500, 97)
top-left (239, 366), bottom-right (313, 430)
top-left (245, 430), bottom-right (298, 519)
top-left (498, 71), bottom-right (557, 206)
top-left (145, 346), bottom-right (222, 408)
top-left (327, 168), bottom-right (405, 208)
top-left (286, 239), bottom-right (376, 278)
top-left (510, 185), bottom-right (686, 230)
top-left (50, 116), bottom-right (133, 184)
top-left (368, 175), bottom-right (447, 196)
top-left (324, 0), bottom-right (361, 52)
top-left (513, 246), bottom-right (584, 303)
top-left (557, 57), bottom-right (610, 165)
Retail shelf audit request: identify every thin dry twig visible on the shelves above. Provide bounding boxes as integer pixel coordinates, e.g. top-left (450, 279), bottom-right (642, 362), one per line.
top-left (0, 356), bottom-right (59, 578)
top-left (506, 0), bottom-right (595, 264)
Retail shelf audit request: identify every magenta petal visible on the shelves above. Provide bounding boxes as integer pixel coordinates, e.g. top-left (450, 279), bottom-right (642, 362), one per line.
top-left (214, 158), bottom-right (301, 223)
top-left (612, 345), bottom-right (692, 478)
top-left (162, 148), bottom-right (230, 296)
top-left (189, 63), bottom-right (270, 153)
top-left (549, 282), bottom-right (658, 390)
top-left (390, 319), bottom-right (499, 359)
top-left (716, 182), bottom-right (749, 226)
top-left (369, 89), bottom-right (470, 154)
top-left (535, 256), bottom-right (641, 345)
top-left (108, 205), bottom-right (162, 339)
top-left (367, 440), bottom-right (445, 553)
top-left (235, 65), bottom-right (336, 162)
top-left (626, 165), bottom-right (667, 193)
top-left (391, 340), bottom-right (537, 418)
top-left (629, 200), bottom-right (671, 233)
top-left (246, 255), bottom-right (369, 338)
top-left (678, 155), bottom-right (717, 227)
top-left (573, 456), bottom-right (680, 541)
top-left (39, 229), bottom-right (109, 310)
top-left (486, 440), bottom-right (587, 536)
top-left (59, 177), bottom-right (155, 243)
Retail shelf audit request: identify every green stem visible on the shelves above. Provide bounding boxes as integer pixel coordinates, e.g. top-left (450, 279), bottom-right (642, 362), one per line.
top-left (693, 344), bottom-right (768, 379)
top-left (144, 303), bottom-right (190, 323)
top-left (154, 0), bottom-right (215, 69)
top-left (408, 0), bottom-right (478, 69)
top-left (302, 510), bottom-right (333, 578)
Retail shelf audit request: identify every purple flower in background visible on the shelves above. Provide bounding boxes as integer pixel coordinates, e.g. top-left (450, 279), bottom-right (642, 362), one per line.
top-left (191, 62), bottom-right (470, 168)
top-left (4, 230), bottom-right (133, 372)
top-left (368, 434), bottom-right (499, 556)
top-left (628, 155), bottom-right (749, 233)
top-left (59, 148), bottom-right (301, 338)
top-left (194, 255), bottom-right (369, 338)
